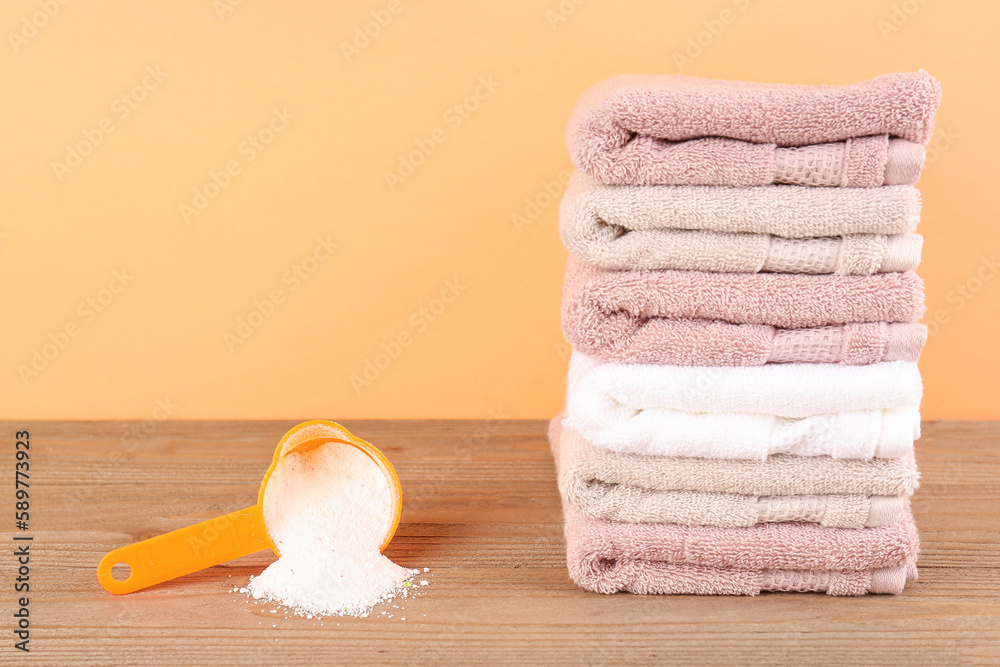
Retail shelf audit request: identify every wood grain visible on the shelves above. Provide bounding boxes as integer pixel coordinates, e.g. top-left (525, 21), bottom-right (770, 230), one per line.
top-left (1, 420), bottom-right (998, 665)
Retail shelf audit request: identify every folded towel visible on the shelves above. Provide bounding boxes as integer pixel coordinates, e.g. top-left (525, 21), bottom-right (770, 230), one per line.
top-left (562, 256), bottom-right (926, 366)
top-left (564, 504), bottom-right (919, 596)
top-left (567, 71), bottom-right (941, 186)
top-left (549, 418), bottom-right (920, 496)
top-left (564, 256), bottom-right (924, 329)
top-left (560, 172), bottom-right (922, 273)
top-left (566, 318), bottom-right (928, 366)
top-left (565, 353), bottom-right (922, 459)
top-left (570, 134), bottom-right (925, 187)
top-left (550, 419), bottom-right (911, 528)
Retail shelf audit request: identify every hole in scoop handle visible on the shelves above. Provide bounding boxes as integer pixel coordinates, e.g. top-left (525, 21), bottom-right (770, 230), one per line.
top-left (97, 505), bottom-right (270, 595)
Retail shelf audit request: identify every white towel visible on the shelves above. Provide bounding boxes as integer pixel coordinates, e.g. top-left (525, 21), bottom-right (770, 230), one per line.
top-left (565, 353), bottom-right (922, 460)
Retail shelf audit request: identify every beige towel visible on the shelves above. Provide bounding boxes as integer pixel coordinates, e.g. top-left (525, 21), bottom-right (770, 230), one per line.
top-left (560, 171), bottom-right (922, 273)
top-left (550, 419), bottom-right (917, 528)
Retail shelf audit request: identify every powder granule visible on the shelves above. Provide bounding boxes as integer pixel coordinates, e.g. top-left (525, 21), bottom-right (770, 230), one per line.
top-left (246, 441), bottom-right (419, 617)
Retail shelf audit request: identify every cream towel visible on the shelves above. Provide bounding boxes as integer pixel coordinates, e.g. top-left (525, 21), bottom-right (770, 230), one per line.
top-left (551, 419), bottom-right (912, 528)
top-left (560, 172), bottom-right (922, 273)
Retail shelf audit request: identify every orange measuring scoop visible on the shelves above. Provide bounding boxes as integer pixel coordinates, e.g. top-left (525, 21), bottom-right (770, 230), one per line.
top-left (97, 420), bottom-right (402, 595)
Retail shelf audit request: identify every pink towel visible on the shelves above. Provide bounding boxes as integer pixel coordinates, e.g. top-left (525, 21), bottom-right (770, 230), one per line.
top-left (562, 256), bottom-right (926, 366)
top-left (567, 71), bottom-right (941, 186)
top-left (564, 504), bottom-right (919, 596)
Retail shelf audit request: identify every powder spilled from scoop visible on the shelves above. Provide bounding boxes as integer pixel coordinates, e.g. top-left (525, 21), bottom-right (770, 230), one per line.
top-left (245, 441), bottom-right (420, 617)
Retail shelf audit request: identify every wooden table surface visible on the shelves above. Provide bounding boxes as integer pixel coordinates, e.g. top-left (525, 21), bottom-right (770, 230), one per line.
top-left (3, 420), bottom-right (999, 665)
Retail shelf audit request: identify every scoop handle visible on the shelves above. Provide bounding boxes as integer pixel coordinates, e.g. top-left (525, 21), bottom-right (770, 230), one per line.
top-left (97, 505), bottom-right (271, 595)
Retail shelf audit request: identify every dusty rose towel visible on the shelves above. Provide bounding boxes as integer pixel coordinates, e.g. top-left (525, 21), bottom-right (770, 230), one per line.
top-left (550, 419), bottom-right (913, 529)
top-left (562, 256), bottom-right (926, 365)
top-left (567, 71), bottom-right (941, 186)
top-left (564, 504), bottom-right (919, 596)
top-left (560, 171), bottom-right (922, 273)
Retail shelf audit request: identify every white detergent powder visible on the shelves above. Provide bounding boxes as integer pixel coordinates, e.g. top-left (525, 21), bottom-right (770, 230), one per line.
top-left (245, 442), bottom-right (419, 617)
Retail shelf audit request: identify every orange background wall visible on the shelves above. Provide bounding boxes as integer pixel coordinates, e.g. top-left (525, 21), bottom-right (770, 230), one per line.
top-left (2, 0), bottom-right (997, 420)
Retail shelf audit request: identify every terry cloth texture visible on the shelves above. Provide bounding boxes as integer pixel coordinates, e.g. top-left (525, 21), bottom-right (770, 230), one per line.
top-left (550, 419), bottom-right (911, 528)
top-left (562, 172), bottom-right (922, 237)
top-left (564, 353), bottom-right (922, 459)
top-left (563, 504), bottom-right (919, 596)
top-left (549, 418), bottom-right (920, 497)
top-left (567, 71), bottom-right (941, 186)
top-left (560, 172), bottom-right (922, 273)
top-left (561, 256), bottom-right (926, 365)
top-left (565, 316), bottom-right (928, 366)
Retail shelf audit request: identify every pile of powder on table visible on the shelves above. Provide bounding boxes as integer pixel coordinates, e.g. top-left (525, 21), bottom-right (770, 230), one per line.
top-left (246, 440), bottom-right (419, 617)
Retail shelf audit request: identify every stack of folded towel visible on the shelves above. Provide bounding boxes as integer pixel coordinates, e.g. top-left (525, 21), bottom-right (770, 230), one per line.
top-left (553, 72), bottom-right (941, 596)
